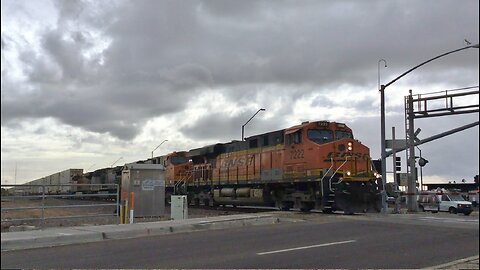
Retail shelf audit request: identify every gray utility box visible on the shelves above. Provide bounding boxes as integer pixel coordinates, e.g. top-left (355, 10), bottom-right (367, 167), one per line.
top-left (121, 164), bottom-right (165, 217)
top-left (171, 195), bottom-right (188, 220)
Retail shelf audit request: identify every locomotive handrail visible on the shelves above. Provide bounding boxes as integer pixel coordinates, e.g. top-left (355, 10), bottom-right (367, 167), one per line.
top-left (328, 156), bottom-right (351, 192)
top-left (174, 170), bottom-right (192, 194)
top-left (320, 156), bottom-right (335, 197)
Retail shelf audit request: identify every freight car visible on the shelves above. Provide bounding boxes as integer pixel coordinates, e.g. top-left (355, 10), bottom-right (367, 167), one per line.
top-left (161, 120), bottom-right (382, 214)
top-left (23, 169), bottom-right (84, 195)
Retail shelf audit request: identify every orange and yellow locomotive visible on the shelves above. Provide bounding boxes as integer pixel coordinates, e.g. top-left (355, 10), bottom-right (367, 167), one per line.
top-left (161, 120), bottom-right (382, 214)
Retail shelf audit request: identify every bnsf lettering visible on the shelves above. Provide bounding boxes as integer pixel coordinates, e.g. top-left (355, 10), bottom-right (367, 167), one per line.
top-left (220, 156), bottom-right (254, 169)
top-left (290, 149), bottom-right (304, 159)
top-left (325, 152), bottom-right (369, 161)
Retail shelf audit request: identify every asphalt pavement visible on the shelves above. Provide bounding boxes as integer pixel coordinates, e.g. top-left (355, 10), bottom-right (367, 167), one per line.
top-left (1, 210), bottom-right (478, 269)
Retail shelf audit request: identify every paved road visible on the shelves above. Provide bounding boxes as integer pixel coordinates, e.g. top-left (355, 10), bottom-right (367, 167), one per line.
top-left (1, 212), bottom-right (478, 269)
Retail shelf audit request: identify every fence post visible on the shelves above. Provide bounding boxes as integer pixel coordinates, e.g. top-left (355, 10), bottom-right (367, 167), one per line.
top-left (129, 192), bottom-right (134, 224)
top-left (116, 184), bottom-right (120, 224)
top-left (41, 184), bottom-right (45, 228)
top-left (119, 204), bottom-right (124, 224)
top-left (125, 198), bottom-right (129, 224)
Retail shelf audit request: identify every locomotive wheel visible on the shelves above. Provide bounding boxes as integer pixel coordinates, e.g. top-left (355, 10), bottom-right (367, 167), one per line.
top-left (276, 200), bottom-right (293, 211)
top-left (194, 198), bottom-right (200, 207)
top-left (322, 208), bottom-right (333, 214)
top-left (203, 199), bottom-right (210, 207)
top-left (300, 202), bottom-right (314, 212)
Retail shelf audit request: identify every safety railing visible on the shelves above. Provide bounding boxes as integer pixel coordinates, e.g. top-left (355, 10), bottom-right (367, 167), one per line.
top-left (1, 184), bottom-right (119, 230)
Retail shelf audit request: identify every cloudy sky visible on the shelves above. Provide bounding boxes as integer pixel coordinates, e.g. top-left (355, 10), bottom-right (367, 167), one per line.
top-left (1, 0), bottom-right (479, 185)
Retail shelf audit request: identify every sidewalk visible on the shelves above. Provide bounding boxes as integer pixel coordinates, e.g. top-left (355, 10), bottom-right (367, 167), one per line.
top-left (424, 255), bottom-right (479, 269)
top-left (1, 213), bottom-right (279, 251)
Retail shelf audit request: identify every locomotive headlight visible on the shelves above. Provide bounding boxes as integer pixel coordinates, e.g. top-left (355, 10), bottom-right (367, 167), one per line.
top-left (346, 171), bottom-right (352, 176)
top-left (347, 142), bottom-right (353, 151)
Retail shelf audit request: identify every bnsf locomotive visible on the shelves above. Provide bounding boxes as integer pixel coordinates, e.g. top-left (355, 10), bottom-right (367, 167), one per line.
top-left (157, 120), bottom-right (382, 214)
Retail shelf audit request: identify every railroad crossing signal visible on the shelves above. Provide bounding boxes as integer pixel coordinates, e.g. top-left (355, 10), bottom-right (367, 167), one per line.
top-left (418, 157), bottom-right (428, 167)
top-left (395, 157), bottom-right (401, 171)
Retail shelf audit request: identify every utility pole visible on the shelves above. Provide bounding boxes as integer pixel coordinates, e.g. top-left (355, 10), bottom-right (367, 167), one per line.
top-left (406, 90), bottom-right (418, 212)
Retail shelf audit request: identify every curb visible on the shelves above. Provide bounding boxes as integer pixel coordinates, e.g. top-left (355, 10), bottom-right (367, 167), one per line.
top-left (78, 214), bottom-right (279, 240)
top-left (1, 214), bottom-right (279, 251)
top-left (423, 255), bottom-right (479, 269)
top-left (1, 228), bottom-right (104, 251)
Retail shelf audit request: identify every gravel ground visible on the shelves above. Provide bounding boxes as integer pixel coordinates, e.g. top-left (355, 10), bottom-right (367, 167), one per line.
top-left (1, 198), bottom-right (255, 232)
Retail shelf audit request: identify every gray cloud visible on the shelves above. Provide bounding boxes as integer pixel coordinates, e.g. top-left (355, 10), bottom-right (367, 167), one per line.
top-left (1, 0), bottom-right (478, 143)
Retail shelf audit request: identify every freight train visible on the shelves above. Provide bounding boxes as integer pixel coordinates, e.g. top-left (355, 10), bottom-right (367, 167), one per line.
top-left (18, 167), bottom-right (123, 197)
top-left (159, 120), bottom-right (382, 214)
top-left (18, 120), bottom-right (382, 214)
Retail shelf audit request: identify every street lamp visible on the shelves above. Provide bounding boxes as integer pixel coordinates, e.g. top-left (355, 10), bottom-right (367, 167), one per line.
top-left (110, 157), bottom-right (123, 168)
top-left (242, 108), bottom-right (265, 141)
top-left (152, 139), bottom-right (168, 159)
top-left (378, 59), bottom-right (387, 91)
top-left (378, 59), bottom-right (388, 213)
top-left (380, 43), bottom-right (479, 212)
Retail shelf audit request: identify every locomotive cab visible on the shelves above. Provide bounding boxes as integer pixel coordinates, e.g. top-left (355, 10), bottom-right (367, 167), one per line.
top-left (284, 121), bottom-right (381, 213)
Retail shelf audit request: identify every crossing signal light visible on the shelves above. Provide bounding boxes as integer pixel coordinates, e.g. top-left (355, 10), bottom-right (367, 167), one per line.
top-left (418, 157), bottom-right (428, 167)
top-left (395, 157), bottom-right (401, 172)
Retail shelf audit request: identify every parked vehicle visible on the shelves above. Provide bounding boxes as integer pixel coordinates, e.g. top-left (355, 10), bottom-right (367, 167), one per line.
top-left (439, 193), bottom-right (473, 215)
top-left (417, 193), bottom-right (440, 213)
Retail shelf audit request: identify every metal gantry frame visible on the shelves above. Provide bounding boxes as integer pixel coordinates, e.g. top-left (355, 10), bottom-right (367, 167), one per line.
top-left (404, 87), bottom-right (479, 211)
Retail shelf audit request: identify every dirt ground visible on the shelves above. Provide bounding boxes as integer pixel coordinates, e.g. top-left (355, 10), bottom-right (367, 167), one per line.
top-left (1, 198), bottom-right (245, 232)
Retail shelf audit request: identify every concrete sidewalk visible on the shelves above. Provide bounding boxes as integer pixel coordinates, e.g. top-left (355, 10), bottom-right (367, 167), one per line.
top-left (1, 213), bottom-right (279, 251)
top-left (424, 255), bottom-right (479, 269)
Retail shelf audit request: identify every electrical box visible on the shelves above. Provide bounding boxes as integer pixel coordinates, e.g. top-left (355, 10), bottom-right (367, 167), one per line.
top-left (121, 164), bottom-right (165, 217)
top-left (171, 195), bottom-right (188, 220)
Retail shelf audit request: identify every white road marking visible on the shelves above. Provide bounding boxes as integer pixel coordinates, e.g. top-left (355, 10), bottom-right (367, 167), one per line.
top-left (419, 216), bottom-right (478, 223)
top-left (58, 233), bottom-right (72, 236)
top-left (257, 240), bottom-right (356, 256)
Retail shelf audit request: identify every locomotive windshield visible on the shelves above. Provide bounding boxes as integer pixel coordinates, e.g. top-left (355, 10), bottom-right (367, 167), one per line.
top-left (307, 129), bottom-right (334, 144)
top-left (336, 131), bottom-right (353, 140)
top-left (170, 156), bottom-right (189, 165)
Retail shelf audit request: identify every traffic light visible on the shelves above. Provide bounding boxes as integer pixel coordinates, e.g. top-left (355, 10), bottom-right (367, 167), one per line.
top-left (475, 174), bottom-right (479, 184)
top-left (395, 157), bottom-right (401, 171)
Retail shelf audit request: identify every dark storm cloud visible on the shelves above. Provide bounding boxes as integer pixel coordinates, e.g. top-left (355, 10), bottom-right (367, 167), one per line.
top-left (179, 109), bottom-right (284, 142)
top-left (1, 0), bottom-right (478, 141)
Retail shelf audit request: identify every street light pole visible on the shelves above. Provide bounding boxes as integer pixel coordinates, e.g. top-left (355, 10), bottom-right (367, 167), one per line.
top-left (111, 157), bottom-right (123, 168)
top-left (152, 139), bottom-right (168, 159)
top-left (86, 163), bottom-right (96, 172)
top-left (378, 59), bottom-right (388, 213)
top-left (242, 108), bottom-right (266, 141)
top-left (380, 43), bottom-right (479, 212)
top-left (378, 59), bottom-right (387, 91)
